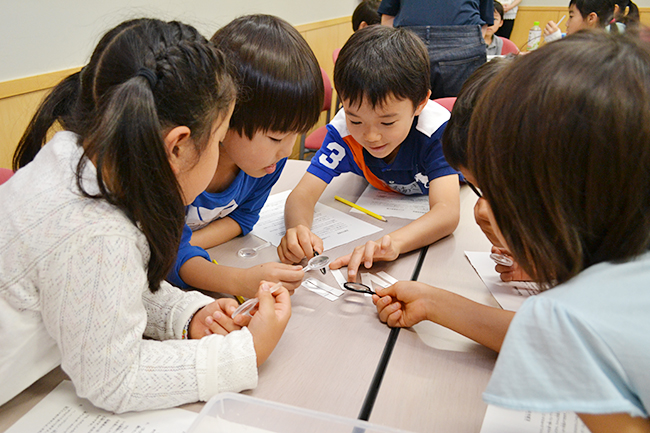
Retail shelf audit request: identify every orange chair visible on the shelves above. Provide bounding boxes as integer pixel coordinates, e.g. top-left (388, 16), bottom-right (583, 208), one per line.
top-left (0, 168), bottom-right (14, 185)
top-left (499, 36), bottom-right (520, 55)
top-left (433, 97), bottom-right (456, 112)
top-left (299, 68), bottom-right (333, 160)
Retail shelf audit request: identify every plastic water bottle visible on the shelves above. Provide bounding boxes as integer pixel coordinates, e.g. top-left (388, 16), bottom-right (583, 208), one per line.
top-left (527, 21), bottom-right (542, 51)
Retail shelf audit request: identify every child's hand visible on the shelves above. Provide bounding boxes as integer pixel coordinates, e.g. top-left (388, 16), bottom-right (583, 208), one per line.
top-left (277, 225), bottom-right (323, 264)
top-left (189, 298), bottom-right (241, 338)
top-left (544, 20), bottom-right (560, 36)
top-left (246, 281), bottom-right (292, 367)
top-left (372, 281), bottom-right (433, 328)
top-left (329, 235), bottom-right (400, 282)
top-left (474, 198), bottom-right (504, 249)
top-left (241, 262), bottom-right (304, 298)
top-left (491, 246), bottom-right (533, 282)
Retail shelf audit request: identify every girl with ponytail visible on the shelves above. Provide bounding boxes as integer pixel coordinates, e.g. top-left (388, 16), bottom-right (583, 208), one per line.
top-left (1, 18), bottom-right (291, 412)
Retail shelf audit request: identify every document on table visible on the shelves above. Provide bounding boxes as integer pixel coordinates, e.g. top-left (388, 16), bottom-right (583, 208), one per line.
top-left (6, 380), bottom-right (197, 433)
top-left (250, 190), bottom-right (381, 251)
top-left (480, 405), bottom-right (588, 433)
top-left (465, 251), bottom-right (540, 311)
top-left (351, 184), bottom-right (429, 220)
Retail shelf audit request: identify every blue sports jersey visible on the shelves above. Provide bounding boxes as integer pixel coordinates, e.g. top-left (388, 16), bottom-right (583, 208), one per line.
top-left (167, 158), bottom-right (287, 288)
top-left (307, 101), bottom-right (458, 195)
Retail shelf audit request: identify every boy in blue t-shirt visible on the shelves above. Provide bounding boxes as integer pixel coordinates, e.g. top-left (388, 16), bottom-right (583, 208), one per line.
top-left (278, 25), bottom-right (461, 281)
top-left (167, 15), bottom-right (324, 298)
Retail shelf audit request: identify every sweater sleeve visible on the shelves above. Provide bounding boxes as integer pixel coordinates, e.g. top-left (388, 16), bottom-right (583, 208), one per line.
top-left (39, 232), bottom-right (257, 413)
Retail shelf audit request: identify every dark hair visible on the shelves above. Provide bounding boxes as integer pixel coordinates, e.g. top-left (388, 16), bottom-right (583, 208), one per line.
top-left (13, 19), bottom-right (236, 292)
top-left (493, 1), bottom-right (505, 21)
top-left (334, 25), bottom-right (430, 109)
top-left (468, 31), bottom-right (650, 287)
top-left (569, 0), bottom-right (616, 27)
top-left (614, 0), bottom-right (640, 27)
top-left (210, 14), bottom-right (323, 140)
top-left (352, 0), bottom-right (381, 31)
top-left (442, 57), bottom-right (512, 170)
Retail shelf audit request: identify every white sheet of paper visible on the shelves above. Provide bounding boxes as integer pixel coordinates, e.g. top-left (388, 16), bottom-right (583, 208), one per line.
top-left (250, 190), bottom-right (381, 251)
top-left (301, 278), bottom-right (344, 301)
top-left (479, 405), bottom-right (588, 433)
top-left (351, 185), bottom-right (429, 220)
top-left (6, 380), bottom-right (197, 433)
top-left (465, 251), bottom-right (540, 311)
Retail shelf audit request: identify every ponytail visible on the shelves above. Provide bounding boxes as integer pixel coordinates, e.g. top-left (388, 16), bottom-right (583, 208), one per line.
top-left (12, 72), bottom-right (81, 170)
top-left (79, 75), bottom-right (184, 291)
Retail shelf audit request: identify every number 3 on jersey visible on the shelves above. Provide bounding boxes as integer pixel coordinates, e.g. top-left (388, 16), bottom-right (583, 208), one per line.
top-left (318, 142), bottom-right (346, 169)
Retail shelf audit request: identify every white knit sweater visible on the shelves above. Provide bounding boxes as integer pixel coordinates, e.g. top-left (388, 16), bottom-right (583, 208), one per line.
top-left (0, 132), bottom-right (257, 412)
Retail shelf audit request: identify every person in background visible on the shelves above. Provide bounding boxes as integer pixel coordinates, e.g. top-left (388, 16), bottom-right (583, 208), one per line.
top-left (374, 31), bottom-right (650, 431)
top-left (544, 0), bottom-right (616, 43)
top-left (1, 18), bottom-right (291, 412)
top-left (495, 0), bottom-right (521, 39)
top-left (279, 25), bottom-right (460, 282)
top-left (353, 0), bottom-right (382, 31)
top-left (169, 15), bottom-right (324, 299)
top-left (485, 1), bottom-right (505, 55)
top-left (614, 0), bottom-right (639, 30)
top-left (379, 0), bottom-right (494, 99)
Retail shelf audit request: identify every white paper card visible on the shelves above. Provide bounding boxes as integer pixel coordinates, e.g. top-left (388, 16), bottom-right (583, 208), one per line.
top-left (250, 190), bottom-right (381, 251)
top-left (5, 381), bottom-right (197, 433)
top-left (465, 251), bottom-right (541, 311)
top-left (302, 278), bottom-right (344, 301)
top-left (479, 405), bottom-right (588, 433)
top-left (352, 185), bottom-right (429, 220)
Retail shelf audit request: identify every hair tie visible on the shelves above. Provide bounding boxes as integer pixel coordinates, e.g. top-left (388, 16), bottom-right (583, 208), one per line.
top-left (136, 67), bottom-right (158, 89)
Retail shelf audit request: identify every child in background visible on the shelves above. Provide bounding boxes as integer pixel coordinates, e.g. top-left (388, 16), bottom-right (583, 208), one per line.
top-left (441, 57), bottom-right (530, 282)
top-left (495, 0), bottom-right (522, 39)
top-left (544, 0), bottom-right (616, 43)
top-left (168, 15), bottom-right (324, 299)
top-left (352, 0), bottom-right (382, 31)
top-left (485, 2), bottom-right (505, 56)
top-left (279, 25), bottom-right (461, 281)
top-left (614, 0), bottom-right (640, 29)
top-left (375, 31), bottom-right (650, 430)
top-left (1, 18), bottom-right (291, 411)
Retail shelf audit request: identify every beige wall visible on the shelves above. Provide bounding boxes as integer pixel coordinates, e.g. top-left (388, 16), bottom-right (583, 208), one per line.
top-left (0, 18), bottom-right (353, 168)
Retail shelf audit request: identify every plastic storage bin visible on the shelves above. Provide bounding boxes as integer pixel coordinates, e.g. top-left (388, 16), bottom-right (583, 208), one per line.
top-left (187, 392), bottom-right (414, 433)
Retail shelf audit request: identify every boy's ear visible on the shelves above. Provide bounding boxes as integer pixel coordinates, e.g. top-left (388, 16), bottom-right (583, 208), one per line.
top-left (586, 12), bottom-right (599, 26)
top-left (414, 91), bottom-right (432, 116)
top-left (164, 126), bottom-right (192, 175)
top-left (359, 21), bottom-right (368, 29)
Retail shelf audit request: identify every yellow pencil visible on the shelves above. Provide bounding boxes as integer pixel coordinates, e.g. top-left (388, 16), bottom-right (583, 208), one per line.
top-left (334, 195), bottom-right (387, 222)
top-left (213, 259), bottom-right (246, 304)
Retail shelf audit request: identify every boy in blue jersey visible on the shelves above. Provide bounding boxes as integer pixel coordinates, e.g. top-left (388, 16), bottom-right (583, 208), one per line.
top-left (278, 25), bottom-right (461, 281)
top-left (167, 15), bottom-right (324, 298)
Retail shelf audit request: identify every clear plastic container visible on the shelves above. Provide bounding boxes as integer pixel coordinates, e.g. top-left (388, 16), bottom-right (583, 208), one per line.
top-left (527, 21), bottom-right (542, 51)
top-left (187, 393), bottom-right (414, 433)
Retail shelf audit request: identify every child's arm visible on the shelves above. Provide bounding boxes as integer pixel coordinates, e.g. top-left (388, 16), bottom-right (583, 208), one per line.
top-left (278, 172), bottom-right (328, 264)
top-left (381, 14), bottom-right (395, 27)
top-left (330, 174), bottom-right (460, 281)
top-left (577, 413), bottom-right (650, 433)
top-left (179, 256), bottom-right (304, 299)
top-left (373, 280), bottom-right (514, 352)
top-left (189, 217), bottom-right (242, 249)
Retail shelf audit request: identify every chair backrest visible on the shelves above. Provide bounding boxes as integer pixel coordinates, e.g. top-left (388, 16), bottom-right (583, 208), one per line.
top-left (0, 168), bottom-right (14, 185)
top-left (499, 36), bottom-right (520, 55)
top-left (321, 67), bottom-right (333, 116)
top-left (332, 48), bottom-right (341, 64)
top-left (433, 97), bottom-right (456, 112)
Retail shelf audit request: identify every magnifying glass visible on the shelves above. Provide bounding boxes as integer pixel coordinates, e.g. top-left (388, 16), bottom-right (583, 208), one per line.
top-left (302, 255), bottom-right (331, 272)
top-left (343, 282), bottom-right (376, 295)
top-left (231, 282), bottom-right (283, 318)
top-left (238, 241), bottom-right (272, 258)
top-left (490, 253), bottom-right (514, 267)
